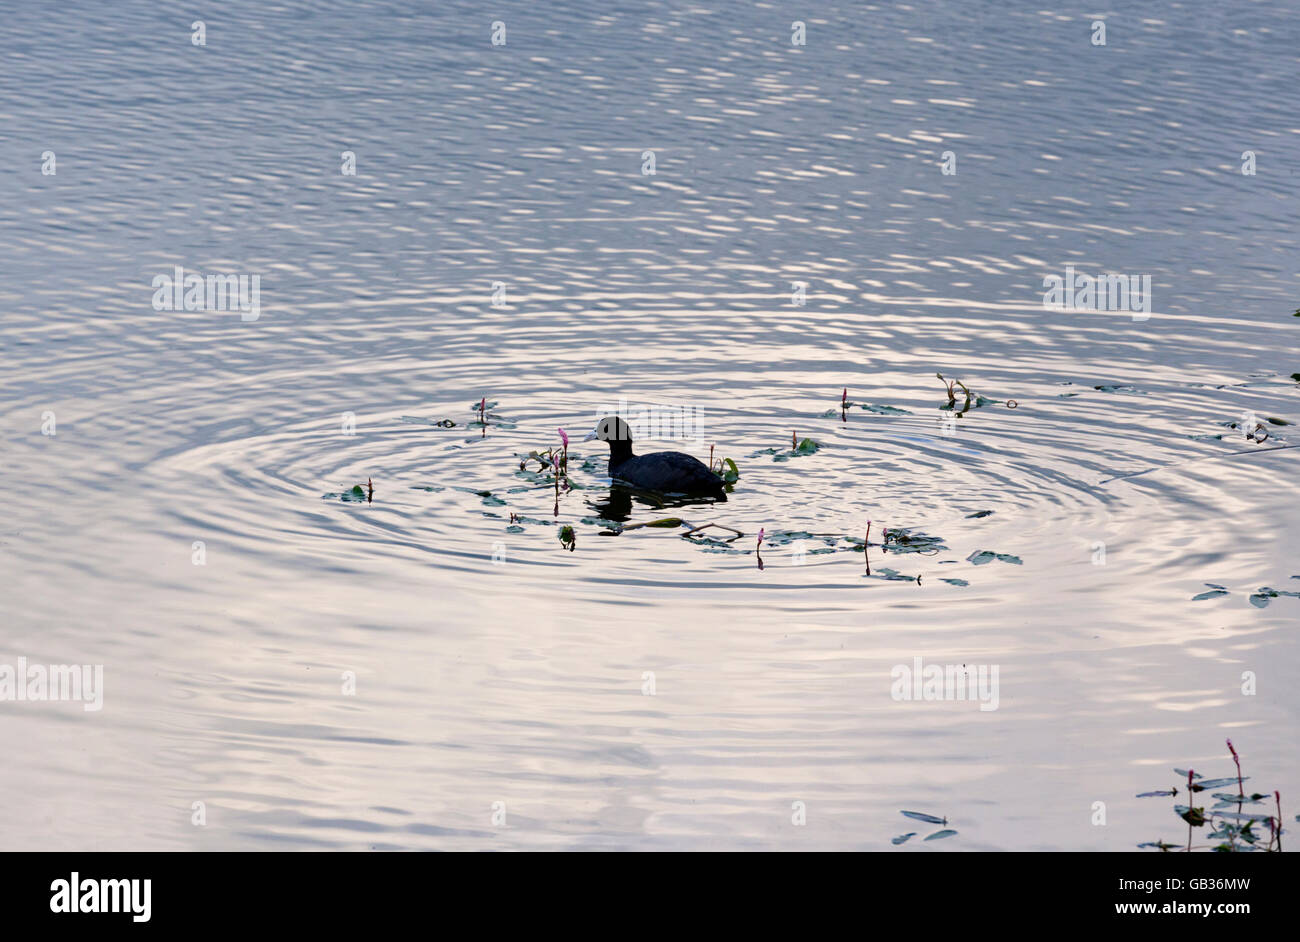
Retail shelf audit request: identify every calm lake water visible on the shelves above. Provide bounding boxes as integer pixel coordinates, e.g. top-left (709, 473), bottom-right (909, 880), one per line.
top-left (3, 1), bottom-right (1298, 850)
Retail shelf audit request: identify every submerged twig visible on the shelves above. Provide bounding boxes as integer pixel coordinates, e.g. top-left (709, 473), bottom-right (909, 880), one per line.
top-left (681, 521), bottom-right (744, 542)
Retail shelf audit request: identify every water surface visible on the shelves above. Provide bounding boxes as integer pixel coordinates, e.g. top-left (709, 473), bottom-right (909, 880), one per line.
top-left (2, 0), bottom-right (1299, 850)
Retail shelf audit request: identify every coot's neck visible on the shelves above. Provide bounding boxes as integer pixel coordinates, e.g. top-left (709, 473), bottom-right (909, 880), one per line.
top-left (607, 438), bottom-right (635, 469)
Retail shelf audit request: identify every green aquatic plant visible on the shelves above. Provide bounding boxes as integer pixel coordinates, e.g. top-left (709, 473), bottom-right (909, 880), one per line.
top-left (936, 373), bottom-right (1001, 413)
top-left (325, 478), bottom-right (373, 504)
top-left (750, 437), bottom-right (820, 462)
top-left (881, 527), bottom-right (947, 554)
top-left (1190, 580), bottom-right (1300, 606)
top-left (966, 550), bottom-right (1021, 565)
top-left (1137, 740), bottom-right (1286, 852)
top-left (706, 444), bottom-right (741, 483)
top-left (558, 524), bottom-right (576, 551)
top-left (1248, 585), bottom-right (1300, 608)
top-left (894, 810), bottom-right (955, 845)
top-left (468, 398), bottom-right (516, 434)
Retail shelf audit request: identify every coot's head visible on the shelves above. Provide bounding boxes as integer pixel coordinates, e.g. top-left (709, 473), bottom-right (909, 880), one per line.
top-left (582, 415), bottom-right (635, 464)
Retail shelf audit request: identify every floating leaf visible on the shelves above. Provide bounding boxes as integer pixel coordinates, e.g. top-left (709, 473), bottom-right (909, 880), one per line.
top-left (967, 550), bottom-right (1021, 566)
top-left (940, 578), bottom-right (970, 587)
top-left (965, 510), bottom-right (994, 519)
top-left (1137, 790), bottom-right (1176, 798)
top-left (924, 829), bottom-right (958, 841)
top-left (859, 403), bottom-right (912, 415)
top-left (1180, 807), bottom-right (1206, 827)
top-left (1189, 777), bottom-right (1249, 791)
top-left (1192, 589), bottom-right (1229, 601)
top-left (884, 527), bottom-right (947, 554)
top-left (751, 439), bottom-right (820, 461)
top-left (900, 811), bottom-right (946, 825)
top-left (891, 832), bottom-right (916, 845)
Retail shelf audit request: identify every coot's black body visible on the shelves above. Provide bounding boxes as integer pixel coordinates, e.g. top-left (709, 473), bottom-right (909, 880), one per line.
top-left (583, 416), bottom-right (725, 500)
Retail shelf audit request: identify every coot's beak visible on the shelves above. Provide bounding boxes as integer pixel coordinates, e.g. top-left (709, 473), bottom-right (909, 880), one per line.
top-left (581, 428), bottom-right (599, 442)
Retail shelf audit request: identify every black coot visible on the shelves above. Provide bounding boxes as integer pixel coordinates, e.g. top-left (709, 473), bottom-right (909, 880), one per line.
top-left (582, 416), bottom-right (726, 500)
